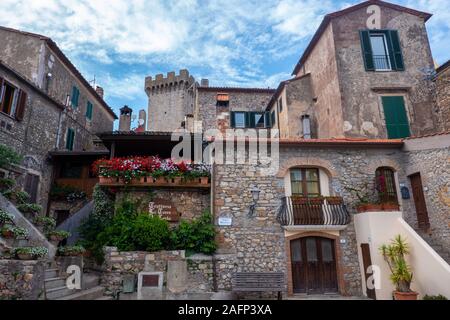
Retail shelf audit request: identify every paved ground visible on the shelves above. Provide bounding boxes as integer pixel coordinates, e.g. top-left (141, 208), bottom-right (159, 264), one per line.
top-left (286, 294), bottom-right (371, 300)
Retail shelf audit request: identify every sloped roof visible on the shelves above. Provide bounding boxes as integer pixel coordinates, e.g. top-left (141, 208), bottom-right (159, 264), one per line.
top-left (0, 26), bottom-right (118, 119)
top-left (291, 0), bottom-right (433, 75)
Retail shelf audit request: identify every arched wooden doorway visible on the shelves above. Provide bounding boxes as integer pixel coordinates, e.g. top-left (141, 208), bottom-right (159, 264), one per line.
top-left (290, 236), bottom-right (338, 294)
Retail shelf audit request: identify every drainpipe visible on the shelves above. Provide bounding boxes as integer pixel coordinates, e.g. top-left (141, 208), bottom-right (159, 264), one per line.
top-left (55, 96), bottom-right (68, 149)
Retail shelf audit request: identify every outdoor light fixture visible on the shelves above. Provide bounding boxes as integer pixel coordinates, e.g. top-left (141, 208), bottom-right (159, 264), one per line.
top-left (248, 187), bottom-right (261, 217)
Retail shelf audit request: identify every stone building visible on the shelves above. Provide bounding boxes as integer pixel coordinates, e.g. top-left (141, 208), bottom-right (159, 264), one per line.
top-left (269, 1), bottom-right (441, 139)
top-left (0, 26), bottom-right (117, 212)
top-left (435, 60), bottom-right (450, 131)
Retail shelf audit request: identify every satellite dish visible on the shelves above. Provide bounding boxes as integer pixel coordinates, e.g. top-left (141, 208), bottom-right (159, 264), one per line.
top-left (138, 119), bottom-right (145, 126)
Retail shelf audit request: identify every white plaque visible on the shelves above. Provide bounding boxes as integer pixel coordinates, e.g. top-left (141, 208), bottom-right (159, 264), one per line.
top-left (218, 217), bottom-right (232, 226)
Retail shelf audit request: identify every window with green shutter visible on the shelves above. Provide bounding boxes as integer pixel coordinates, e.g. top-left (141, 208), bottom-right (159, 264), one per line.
top-left (66, 128), bottom-right (75, 151)
top-left (86, 101), bottom-right (93, 120)
top-left (381, 96), bottom-right (411, 139)
top-left (71, 86), bottom-right (80, 108)
top-left (360, 30), bottom-right (404, 72)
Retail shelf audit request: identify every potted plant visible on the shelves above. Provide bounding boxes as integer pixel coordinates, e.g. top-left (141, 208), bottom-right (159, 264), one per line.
top-left (33, 216), bottom-right (56, 233)
top-left (48, 230), bottom-right (71, 242)
top-left (0, 209), bottom-right (14, 227)
top-left (1, 226), bottom-right (28, 239)
top-left (0, 178), bottom-right (15, 192)
top-left (380, 235), bottom-right (418, 300)
top-left (58, 245), bottom-right (86, 257)
top-left (17, 203), bottom-right (42, 214)
top-left (13, 247), bottom-right (48, 260)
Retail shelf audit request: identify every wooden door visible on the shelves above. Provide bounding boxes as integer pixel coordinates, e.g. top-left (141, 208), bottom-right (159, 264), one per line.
top-left (361, 243), bottom-right (377, 300)
top-left (291, 237), bottom-right (338, 294)
top-left (24, 173), bottom-right (40, 204)
top-left (409, 173), bottom-right (430, 230)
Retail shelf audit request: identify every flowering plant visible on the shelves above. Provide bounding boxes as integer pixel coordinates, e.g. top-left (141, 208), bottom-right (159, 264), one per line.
top-left (92, 156), bottom-right (210, 183)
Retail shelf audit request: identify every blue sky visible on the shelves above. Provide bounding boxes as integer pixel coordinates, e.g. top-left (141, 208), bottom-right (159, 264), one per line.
top-left (0, 0), bottom-right (449, 122)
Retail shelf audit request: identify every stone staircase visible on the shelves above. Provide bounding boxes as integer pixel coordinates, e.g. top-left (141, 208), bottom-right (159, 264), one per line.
top-left (416, 231), bottom-right (450, 264)
top-left (44, 264), bottom-right (112, 300)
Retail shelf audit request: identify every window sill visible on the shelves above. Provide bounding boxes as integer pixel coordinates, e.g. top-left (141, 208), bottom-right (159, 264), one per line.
top-left (0, 111), bottom-right (17, 121)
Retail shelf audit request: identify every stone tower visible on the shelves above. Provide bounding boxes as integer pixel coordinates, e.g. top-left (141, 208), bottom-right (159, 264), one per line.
top-left (145, 69), bottom-right (196, 132)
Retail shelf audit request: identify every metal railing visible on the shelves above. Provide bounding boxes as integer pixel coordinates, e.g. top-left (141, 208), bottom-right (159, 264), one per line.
top-left (277, 196), bottom-right (350, 226)
top-left (373, 55), bottom-right (391, 70)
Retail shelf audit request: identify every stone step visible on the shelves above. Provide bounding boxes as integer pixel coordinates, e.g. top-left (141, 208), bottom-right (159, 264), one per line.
top-left (56, 286), bottom-right (105, 300)
top-left (46, 286), bottom-right (79, 300)
top-left (82, 273), bottom-right (100, 290)
top-left (45, 268), bottom-right (59, 279)
top-left (45, 277), bottom-right (66, 290)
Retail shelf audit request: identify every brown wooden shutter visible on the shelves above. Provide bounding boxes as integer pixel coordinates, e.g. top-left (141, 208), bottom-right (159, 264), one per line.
top-left (0, 77), bottom-right (4, 108)
top-left (15, 90), bottom-right (27, 121)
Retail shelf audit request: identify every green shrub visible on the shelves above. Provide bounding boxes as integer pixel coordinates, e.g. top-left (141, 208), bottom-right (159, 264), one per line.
top-left (0, 178), bottom-right (15, 192)
top-left (0, 209), bottom-right (14, 224)
top-left (58, 245), bottom-right (86, 256)
top-left (423, 294), bottom-right (448, 300)
top-left (48, 230), bottom-right (71, 240)
top-left (96, 208), bottom-right (136, 251)
top-left (13, 247), bottom-right (48, 259)
top-left (33, 216), bottom-right (56, 233)
top-left (171, 212), bottom-right (217, 255)
top-left (0, 144), bottom-right (22, 169)
top-left (132, 214), bottom-right (170, 251)
top-left (1, 226), bottom-right (29, 239)
top-left (17, 203), bottom-right (42, 214)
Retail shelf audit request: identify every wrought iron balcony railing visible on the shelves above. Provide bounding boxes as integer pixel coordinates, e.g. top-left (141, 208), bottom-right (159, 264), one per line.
top-left (277, 196), bottom-right (350, 226)
top-left (373, 55), bottom-right (392, 70)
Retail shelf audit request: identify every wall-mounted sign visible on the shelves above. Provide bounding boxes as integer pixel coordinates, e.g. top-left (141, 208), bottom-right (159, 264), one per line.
top-left (149, 199), bottom-right (180, 222)
top-left (218, 217), bottom-right (232, 226)
top-left (400, 186), bottom-right (410, 200)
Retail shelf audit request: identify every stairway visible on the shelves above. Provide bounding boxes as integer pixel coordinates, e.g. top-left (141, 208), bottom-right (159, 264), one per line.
top-left (44, 265), bottom-right (112, 300)
top-left (417, 232), bottom-right (450, 264)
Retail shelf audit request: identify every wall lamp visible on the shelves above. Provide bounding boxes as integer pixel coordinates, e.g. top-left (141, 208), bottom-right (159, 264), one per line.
top-left (248, 187), bottom-right (261, 217)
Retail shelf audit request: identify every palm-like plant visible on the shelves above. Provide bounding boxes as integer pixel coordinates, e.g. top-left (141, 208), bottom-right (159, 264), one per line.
top-left (379, 235), bottom-right (413, 293)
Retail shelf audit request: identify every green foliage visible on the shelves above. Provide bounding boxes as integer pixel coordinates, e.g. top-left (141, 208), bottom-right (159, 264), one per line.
top-left (33, 216), bottom-right (56, 233)
top-left (48, 230), bottom-right (71, 239)
top-left (0, 178), bottom-right (15, 192)
top-left (17, 203), bottom-right (42, 214)
top-left (423, 294), bottom-right (448, 300)
top-left (0, 144), bottom-right (22, 169)
top-left (132, 215), bottom-right (170, 251)
top-left (1, 225), bottom-right (29, 239)
top-left (0, 209), bottom-right (14, 224)
top-left (50, 184), bottom-right (86, 202)
top-left (379, 235), bottom-right (414, 293)
top-left (170, 212), bottom-right (217, 255)
top-left (58, 245), bottom-right (86, 256)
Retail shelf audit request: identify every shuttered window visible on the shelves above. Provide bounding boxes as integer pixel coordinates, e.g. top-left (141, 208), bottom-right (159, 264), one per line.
top-left (0, 79), bottom-right (27, 121)
top-left (86, 101), bottom-right (93, 120)
top-left (360, 30), bottom-right (404, 71)
top-left (381, 96), bottom-right (410, 139)
top-left (66, 128), bottom-right (75, 151)
top-left (71, 86), bottom-right (80, 108)
top-left (230, 111), bottom-right (271, 129)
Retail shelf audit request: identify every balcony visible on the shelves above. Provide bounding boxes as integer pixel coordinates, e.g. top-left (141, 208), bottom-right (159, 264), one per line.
top-left (277, 196), bottom-right (350, 227)
top-left (373, 55), bottom-right (391, 71)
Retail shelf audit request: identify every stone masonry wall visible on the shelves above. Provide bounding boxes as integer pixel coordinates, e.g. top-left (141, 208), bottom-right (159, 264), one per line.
top-left (0, 260), bottom-right (45, 300)
top-left (435, 65), bottom-right (450, 131)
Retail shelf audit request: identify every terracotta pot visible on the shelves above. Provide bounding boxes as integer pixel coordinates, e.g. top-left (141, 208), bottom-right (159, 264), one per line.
top-left (394, 291), bottom-right (419, 300)
top-left (50, 235), bottom-right (65, 242)
top-left (155, 177), bottom-right (167, 184)
top-left (356, 204), bottom-right (383, 213)
top-left (99, 176), bottom-right (116, 184)
top-left (17, 253), bottom-right (34, 260)
top-left (130, 177), bottom-right (146, 185)
top-left (200, 177), bottom-right (209, 185)
top-left (382, 203), bottom-right (400, 211)
top-left (172, 177), bottom-right (183, 185)
top-left (145, 177), bottom-right (155, 185)
top-left (2, 229), bottom-right (14, 238)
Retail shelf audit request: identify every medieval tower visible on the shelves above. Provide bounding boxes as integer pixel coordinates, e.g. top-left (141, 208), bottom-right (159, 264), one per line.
top-left (145, 69), bottom-right (196, 132)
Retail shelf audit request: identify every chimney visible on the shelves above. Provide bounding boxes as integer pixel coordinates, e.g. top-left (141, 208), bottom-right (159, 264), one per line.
top-left (96, 86), bottom-right (104, 99)
top-left (137, 109), bottom-right (147, 132)
top-left (201, 79), bottom-right (209, 87)
top-left (119, 105), bottom-right (132, 131)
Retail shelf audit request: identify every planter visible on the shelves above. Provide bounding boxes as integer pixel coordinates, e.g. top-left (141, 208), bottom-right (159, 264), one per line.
top-left (17, 253), bottom-right (34, 260)
top-left (2, 229), bottom-right (14, 238)
top-left (155, 177), bottom-right (167, 184)
top-left (382, 203), bottom-right (400, 211)
top-left (394, 291), bottom-right (419, 300)
top-left (200, 177), bottom-right (209, 185)
top-left (130, 177), bottom-right (147, 185)
top-left (356, 204), bottom-right (384, 213)
top-left (50, 235), bottom-right (65, 242)
top-left (99, 176), bottom-right (116, 184)
top-left (171, 177), bottom-right (183, 185)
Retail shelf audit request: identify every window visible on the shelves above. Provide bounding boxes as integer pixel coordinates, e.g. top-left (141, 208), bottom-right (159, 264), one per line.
top-left (60, 162), bottom-right (83, 178)
top-left (86, 101), bottom-right (93, 120)
top-left (0, 78), bottom-right (27, 121)
top-left (381, 96), bottom-right (410, 139)
top-left (360, 30), bottom-right (404, 72)
top-left (66, 128), bottom-right (75, 151)
top-left (232, 112), bottom-right (246, 128)
top-left (302, 115), bottom-right (311, 139)
top-left (216, 93), bottom-right (229, 108)
top-left (71, 86), bottom-right (80, 108)
top-left (254, 112), bottom-right (265, 128)
top-left (290, 168), bottom-right (321, 197)
top-left (376, 167), bottom-right (398, 204)
top-left (230, 111), bottom-right (271, 129)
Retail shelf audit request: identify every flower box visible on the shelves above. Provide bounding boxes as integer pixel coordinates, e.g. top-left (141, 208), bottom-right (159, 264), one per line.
top-left (155, 177), bottom-right (167, 184)
top-left (17, 253), bottom-right (34, 260)
top-left (382, 203), bottom-right (400, 211)
top-left (99, 176), bottom-right (117, 184)
top-left (200, 177), bottom-right (209, 185)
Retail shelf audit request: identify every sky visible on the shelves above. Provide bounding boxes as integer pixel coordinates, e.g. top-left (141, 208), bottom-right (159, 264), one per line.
top-left (0, 0), bottom-right (449, 120)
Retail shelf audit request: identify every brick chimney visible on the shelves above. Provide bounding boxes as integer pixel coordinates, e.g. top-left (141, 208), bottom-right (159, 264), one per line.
top-left (201, 79), bottom-right (209, 87)
top-left (95, 86), bottom-right (104, 99)
top-left (119, 105), bottom-right (132, 131)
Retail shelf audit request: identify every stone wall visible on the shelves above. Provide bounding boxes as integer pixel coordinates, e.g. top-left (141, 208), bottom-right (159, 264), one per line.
top-left (0, 260), bottom-right (45, 300)
top-left (435, 64), bottom-right (450, 131)
top-left (197, 89), bottom-right (274, 132)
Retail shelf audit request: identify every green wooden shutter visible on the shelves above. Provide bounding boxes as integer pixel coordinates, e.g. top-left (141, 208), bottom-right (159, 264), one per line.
top-left (71, 86), bottom-right (79, 108)
top-left (388, 30), bottom-right (404, 71)
top-left (66, 128), bottom-right (75, 151)
top-left (360, 30), bottom-right (375, 71)
top-left (264, 112), bottom-right (271, 128)
top-left (271, 111), bottom-right (276, 128)
top-left (381, 96), bottom-right (411, 139)
top-left (86, 101), bottom-right (93, 120)
top-left (230, 111), bottom-right (235, 128)
top-left (249, 112), bottom-right (256, 128)
top-left (244, 112), bottom-right (251, 128)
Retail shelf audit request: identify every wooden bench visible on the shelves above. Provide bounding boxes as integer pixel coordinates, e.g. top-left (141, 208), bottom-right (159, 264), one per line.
top-left (232, 272), bottom-right (285, 300)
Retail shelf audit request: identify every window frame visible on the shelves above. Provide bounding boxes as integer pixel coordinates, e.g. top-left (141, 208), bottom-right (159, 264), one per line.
top-left (375, 167), bottom-right (399, 204)
top-left (233, 112), bottom-right (246, 129)
top-left (290, 168), bottom-right (321, 198)
top-left (0, 80), bottom-right (19, 117)
top-left (66, 128), bottom-right (75, 151)
top-left (369, 33), bottom-right (392, 71)
top-left (86, 101), bottom-right (93, 120)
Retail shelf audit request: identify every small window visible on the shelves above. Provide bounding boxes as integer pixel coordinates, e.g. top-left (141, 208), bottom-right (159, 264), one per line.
top-left (302, 115), bottom-right (311, 139)
top-left (216, 93), bottom-right (229, 108)
top-left (376, 167), bottom-right (398, 204)
top-left (0, 81), bottom-right (19, 116)
top-left (254, 113), bottom-right (265, 128)
top-left (233, 112), bottom-right (246, 128)
top-left (360, 30), bottom-right (404, 72)
top-left (86, 101), bottom-right (93, 120)
top-left (290, 168), bottom-right (320, 197)
top-left (71, 86), bottom-right (80, 108)
top-left (369, 34), bottom-right (391, 71)
top-left (66, 128), bottom-right (75, 151)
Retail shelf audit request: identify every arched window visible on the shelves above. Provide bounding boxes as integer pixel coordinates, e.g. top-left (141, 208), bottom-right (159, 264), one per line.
top-left (290, 168), bottom-right (321, 197)
top-left (375, 167), bottom-right (398, 204)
